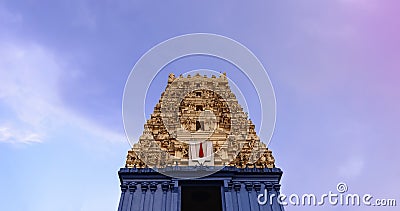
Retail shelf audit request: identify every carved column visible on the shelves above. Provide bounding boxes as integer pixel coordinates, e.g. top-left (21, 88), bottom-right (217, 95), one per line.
top-left (233, 182), bottom-right (243, 211)
top-left (118, 183), bottom-right (128, 211)
top-left (140, 182), bottom-right (149, 211)
top-left (161, 182), bottom-right (169, 211)
top-left (169, 181), bottom-right (178, 211)
top-left (127, 182), bottom-right (137, 211)
top-left (245, 182), bottom-right (255, 211)
top-left (223, 180), bottom-right (233, 211)
top-left (265, 182), bottom-right (274, 211)
top-left (253, 182), bottom-right (262, 211)
top-left (148, 182), bottom-right (157, 211)
top-left (272, 184), bottom-right (283, 211)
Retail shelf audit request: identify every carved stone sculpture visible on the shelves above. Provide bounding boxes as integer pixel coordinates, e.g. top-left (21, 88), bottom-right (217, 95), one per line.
top-left (125, 73), bottom-right (275, 169)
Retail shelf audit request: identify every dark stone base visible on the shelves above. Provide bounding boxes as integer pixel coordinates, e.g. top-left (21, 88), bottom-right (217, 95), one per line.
top-left (117, 167), bottom-right (285, 211)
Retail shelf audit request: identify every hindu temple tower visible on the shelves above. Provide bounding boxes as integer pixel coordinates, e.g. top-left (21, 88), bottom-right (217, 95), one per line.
top-left (117, 73), bottom-right (285, 211)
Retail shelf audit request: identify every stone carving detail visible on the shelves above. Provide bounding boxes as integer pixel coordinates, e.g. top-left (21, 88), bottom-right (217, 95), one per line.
top-left (126, 150), bottom-right (146, 168)
top-left (125, 73), bottom-right (275, 169)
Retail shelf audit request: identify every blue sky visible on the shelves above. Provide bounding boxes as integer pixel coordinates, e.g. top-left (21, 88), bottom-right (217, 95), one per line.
top-left (1, 1), bottom-right (399, 210)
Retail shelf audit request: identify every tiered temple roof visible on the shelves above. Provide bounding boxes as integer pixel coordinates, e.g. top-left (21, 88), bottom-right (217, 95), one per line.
top-left (125, 72), bottom-right (275, 169)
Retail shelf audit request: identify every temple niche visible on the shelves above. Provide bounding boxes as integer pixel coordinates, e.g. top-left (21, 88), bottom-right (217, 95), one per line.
top-left (125, 72), bottom-right (275, 169)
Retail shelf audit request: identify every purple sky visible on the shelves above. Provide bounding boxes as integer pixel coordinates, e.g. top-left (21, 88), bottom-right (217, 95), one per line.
top-left (0, 1), bottom-right (399, 210)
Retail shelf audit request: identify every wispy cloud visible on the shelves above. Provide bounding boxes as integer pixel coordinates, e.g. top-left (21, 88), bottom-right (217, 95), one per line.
top-left (0, 40), bottom-right (125, 146)
top-left (0, 126), bottom-right (42, 144)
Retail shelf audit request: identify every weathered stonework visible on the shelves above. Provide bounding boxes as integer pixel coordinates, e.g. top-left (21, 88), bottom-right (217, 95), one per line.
top-left (125, 72), bottom-right (275, 169)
